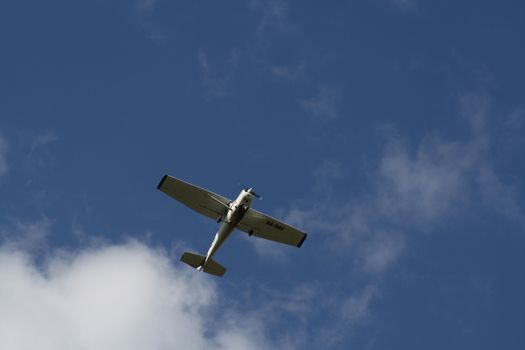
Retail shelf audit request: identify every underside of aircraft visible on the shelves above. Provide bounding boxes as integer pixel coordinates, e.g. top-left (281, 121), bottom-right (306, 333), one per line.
top-left (157, 175), bottom-right (307, 276)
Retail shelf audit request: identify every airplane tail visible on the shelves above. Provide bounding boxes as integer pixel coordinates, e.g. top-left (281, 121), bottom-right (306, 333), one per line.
top-left (180, 252), bottom-right (226, 277)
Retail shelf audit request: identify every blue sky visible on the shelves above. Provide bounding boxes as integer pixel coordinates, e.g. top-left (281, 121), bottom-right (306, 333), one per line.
top-left (1, 0), bottom-right (525, 349)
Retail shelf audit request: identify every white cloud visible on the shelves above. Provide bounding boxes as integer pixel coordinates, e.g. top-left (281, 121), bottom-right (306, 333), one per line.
top-left (0, 135), bottom-right (8, 177)
top-left (300, 85), bottom-right (342, 122)
top-left (0, 242), bottom-right (271, 350)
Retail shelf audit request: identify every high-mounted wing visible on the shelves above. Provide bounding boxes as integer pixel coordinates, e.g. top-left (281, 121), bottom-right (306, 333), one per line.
top-left (238, 209), bottom-right (307, 247)
top-left (157, 175), bottom-right (231, 221)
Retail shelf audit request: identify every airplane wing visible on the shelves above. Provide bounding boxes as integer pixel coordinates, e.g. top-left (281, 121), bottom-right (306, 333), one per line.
top-left (237, 209), bottom-right (307, 247)
top-left (157, 175), bottom-right (231, 221)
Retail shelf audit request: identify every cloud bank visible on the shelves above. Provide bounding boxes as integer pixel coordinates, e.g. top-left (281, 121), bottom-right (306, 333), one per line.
top-left (0, 242), bottom-right (269, 350)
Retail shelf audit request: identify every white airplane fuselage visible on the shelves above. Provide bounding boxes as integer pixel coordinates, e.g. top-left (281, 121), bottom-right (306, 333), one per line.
top-left (202, 189), bottom-right (254, 267)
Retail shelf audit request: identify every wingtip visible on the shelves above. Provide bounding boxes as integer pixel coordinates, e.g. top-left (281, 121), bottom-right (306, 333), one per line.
top-left (297, 233), bottom-right (307, 248)
top-left (157, 174), bottom-right (168, 190)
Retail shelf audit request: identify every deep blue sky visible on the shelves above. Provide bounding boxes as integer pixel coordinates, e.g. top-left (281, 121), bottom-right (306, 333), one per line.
top-left (1, 1), bottom-right (525, 349)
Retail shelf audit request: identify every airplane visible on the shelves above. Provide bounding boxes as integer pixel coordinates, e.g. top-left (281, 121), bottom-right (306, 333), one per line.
top-left (157, 175), bottom-right (307, 277)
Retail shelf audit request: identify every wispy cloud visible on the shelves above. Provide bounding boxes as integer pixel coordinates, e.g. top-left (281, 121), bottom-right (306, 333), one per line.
top-left (311, 159), bottom-right (345, 193)
top-left (271, 62), bottom-right (306, 82)
top-left (0, 241), bottom-right (272, 350)
top-left (477, 165), bottom-right (524, 220)
top-left (299, 85), bottom-right (342, 122)
top-left (248, 0), bottom-right (291, 37)
top-left (376, 134), bottom-right (473, 225)
top-left (246, 236), bottom-right (289, 262)
top-left (233, 278), bottom-right (381, 348)
top-left (230, 281), bottom-right (344, 349)
top-left (271, 61), bottom-right (307, 83)
top-left (340, 284), bottom-right (378, 325)
top-left (197, 49), bottom-right (240, 99)
top-left (0, 135), bottom-right (8, 177)
top-left (0, 217), bottom-right (52, 252)
top-left (289, 92), bottom-right (522, 269)
top-left (24, 130), bottom-right (58, 170)
top-left (194, 1), bottom-right (299, 101)
top-left (132, 0), bottom-right (169, 45)
top-left (0, 130), bottom-right (57, 175)
top-left (30, 130), bottom-right (57, 152)
top-left (135, 0), bottom-right (159, 12)
top-left (266, 92), bottom-right (524, 344)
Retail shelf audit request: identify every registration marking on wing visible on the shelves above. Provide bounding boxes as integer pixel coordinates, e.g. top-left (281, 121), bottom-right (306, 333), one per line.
top-left (265, 220), bottom-right (285, 231)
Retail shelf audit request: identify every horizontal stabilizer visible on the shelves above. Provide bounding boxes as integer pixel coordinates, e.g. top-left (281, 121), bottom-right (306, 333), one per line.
top-left (202, 259), bottom-right (226, 277)
top-left (180, 252), bottom-right (226, 277)
top-left (180, 252), bottom-right (206, 268)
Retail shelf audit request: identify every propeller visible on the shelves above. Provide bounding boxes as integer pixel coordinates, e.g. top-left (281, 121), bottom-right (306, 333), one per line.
top-left (247, 188), bottom-right (262, 199)
top-left (239, 182), bottom-right (262, 199)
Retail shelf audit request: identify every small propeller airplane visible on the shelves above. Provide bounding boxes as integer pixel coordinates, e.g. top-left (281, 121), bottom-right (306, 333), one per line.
top-left (157, 175), bottom-right (307, 277)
